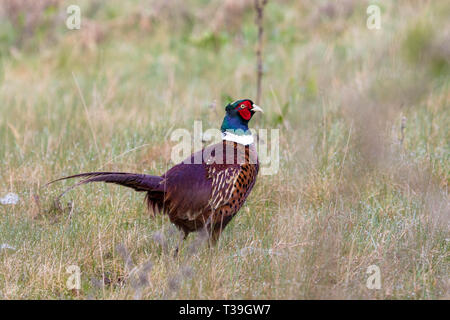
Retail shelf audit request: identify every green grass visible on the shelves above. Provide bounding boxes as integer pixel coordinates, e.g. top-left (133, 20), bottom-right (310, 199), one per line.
top-left (0, 0), bottom-right (448, 299)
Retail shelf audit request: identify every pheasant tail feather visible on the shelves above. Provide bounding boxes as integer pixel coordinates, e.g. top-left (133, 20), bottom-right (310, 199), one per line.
top-left (47, 171), bottom-right (164, 200)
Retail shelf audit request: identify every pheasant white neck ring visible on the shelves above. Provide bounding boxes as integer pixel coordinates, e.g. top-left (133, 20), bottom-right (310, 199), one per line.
top-left (222, 131), bottom-right (254, 146)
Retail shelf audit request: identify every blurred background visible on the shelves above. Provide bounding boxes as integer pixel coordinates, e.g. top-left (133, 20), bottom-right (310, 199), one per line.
top-left (0, 0), bottom-right (448, 299)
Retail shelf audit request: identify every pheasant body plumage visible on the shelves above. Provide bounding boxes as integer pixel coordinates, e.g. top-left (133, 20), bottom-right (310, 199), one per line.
top-left (158, 140), bottom-right (259, 242)
top-left (49, 99), bottom-right (263, 247)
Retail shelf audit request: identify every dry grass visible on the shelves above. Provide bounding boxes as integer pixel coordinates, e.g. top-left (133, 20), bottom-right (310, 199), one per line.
top-left (0, 0), bottom-right (448, 299)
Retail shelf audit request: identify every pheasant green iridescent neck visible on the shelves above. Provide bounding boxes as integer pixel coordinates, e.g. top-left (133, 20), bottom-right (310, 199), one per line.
top-left (220, 114), bottom-right (252, 136)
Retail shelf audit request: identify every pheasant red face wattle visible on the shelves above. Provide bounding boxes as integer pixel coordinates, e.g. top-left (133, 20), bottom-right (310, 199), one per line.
top-left (236, 100), bottom-right (253, 120)
top-left (238, 108), bottom-right (252, 120)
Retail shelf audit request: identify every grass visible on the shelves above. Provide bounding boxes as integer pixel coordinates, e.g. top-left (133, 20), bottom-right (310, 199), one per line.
top-left (0, 0), bottom-right (448, 299)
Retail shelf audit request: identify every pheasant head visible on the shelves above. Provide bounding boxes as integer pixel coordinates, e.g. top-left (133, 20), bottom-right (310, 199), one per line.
top-left (220, 99), bottom-right (263, 135)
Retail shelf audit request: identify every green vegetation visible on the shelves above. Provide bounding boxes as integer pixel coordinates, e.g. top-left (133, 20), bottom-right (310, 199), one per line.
top-left (0, 0), bottom-right (448, 299)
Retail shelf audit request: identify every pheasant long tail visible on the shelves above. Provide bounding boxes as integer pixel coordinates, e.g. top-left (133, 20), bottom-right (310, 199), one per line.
top-left (47, 171), bottom-right (164, 200)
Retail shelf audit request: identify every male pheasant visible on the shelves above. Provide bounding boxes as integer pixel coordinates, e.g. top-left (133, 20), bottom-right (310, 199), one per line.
top-left (49, 99), bottom-right (263, 248)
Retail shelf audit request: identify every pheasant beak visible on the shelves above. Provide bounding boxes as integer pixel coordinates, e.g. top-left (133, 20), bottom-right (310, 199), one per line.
top-left (251, 104), bottom-right (264, 113)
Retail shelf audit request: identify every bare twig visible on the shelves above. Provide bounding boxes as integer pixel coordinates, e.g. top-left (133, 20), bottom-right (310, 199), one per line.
top-left (400, 116), bottom-right (407, 146)
top-left (254, 0), bottom-right (268, 105)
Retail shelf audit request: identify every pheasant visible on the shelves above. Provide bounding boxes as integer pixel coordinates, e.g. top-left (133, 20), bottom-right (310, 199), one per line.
top-left (49, 99), bottom-right (263, 250)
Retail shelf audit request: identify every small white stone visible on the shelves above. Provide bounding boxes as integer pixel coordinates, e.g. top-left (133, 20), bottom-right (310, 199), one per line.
top-left (0, 192), bottom-right (19, 205)
top-left (0, 243), bottom-right (16, 250)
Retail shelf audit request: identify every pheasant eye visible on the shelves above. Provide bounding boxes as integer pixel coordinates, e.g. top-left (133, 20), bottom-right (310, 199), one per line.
top-left (240, 104), bottom-right (246, 109)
